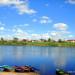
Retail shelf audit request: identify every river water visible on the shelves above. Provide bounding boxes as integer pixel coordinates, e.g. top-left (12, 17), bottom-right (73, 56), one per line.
top-left (0, 46), bottom-right (75, 75)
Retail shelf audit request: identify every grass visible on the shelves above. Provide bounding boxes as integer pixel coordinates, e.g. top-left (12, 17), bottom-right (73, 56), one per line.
top-left (0, 41), bottom-right (75, 47)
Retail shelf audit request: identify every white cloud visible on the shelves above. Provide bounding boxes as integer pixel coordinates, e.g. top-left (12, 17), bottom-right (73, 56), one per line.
top-left (64, 34), bottom-right (74, 40)
top-left (40, 19), bottom-right (48, 24)
top-left (50, 31), bottom-right (63, 41)
top-left (0, 27), bottom-right (4, 31)
top-left (54, 23), bottom-right (68, 31)
top-left (0, 0), bottom-right (17, 5)
top-left (12, 28), bottom-right (31, 39)
top-left (51, 23), bottom-right (72, 40)
top-left (40, 16), bottom-right (52, 24)
top-left (50, 30), bottom-right (72, 41)
top-left (0, 22), bottom-right (5, 31)
top-left (16, 4), bottom-right (37, 15)
top-left (61, 31), bottom-right (70, 34)
top-left (31, 34), bottom-right (41, 40)
top-left (50, 31), bottom-right (58, 36)
top-left (32, 16), bottom-right (52, 24)
top-left (41, 33), bottom-right (50, 39)
top-left (4, 34), bottom-right (13, 40)
top-left (0, 0), bottom-right (37, 15)
top-left (16, 28), bottom-right (23, 33)
top-left (13, 28), bottom-right (24, 33)
top-left (68, 35), bottom-right (74, 38)
top-left (31, 33), bottom-right (50, 40)
top-left (23, 24), bottom-right (29, 26)
top-left (41, 16), bottom-right (49, 19)
top-left (66, 0), bottom-right (75, 4)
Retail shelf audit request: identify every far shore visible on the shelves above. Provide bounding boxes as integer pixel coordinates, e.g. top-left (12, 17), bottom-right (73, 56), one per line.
top-left (0, 40), bottom-right (75, 47)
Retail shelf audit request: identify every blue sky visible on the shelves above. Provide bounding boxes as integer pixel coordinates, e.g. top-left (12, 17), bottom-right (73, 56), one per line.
top-left (0, 0), bottom-right (75, 40)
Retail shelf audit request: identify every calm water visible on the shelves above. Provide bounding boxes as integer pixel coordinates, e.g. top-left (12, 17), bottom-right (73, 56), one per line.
top-left (0, 46), bottom-right (75, 75)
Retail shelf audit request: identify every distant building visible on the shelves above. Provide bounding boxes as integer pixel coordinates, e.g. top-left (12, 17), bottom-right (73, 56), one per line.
top-left (67, 40), bottom-right (75, 43)
top-left (22, 39), bottom-right (28, 42)
top-left (22, 39), bottom-right (32, 42)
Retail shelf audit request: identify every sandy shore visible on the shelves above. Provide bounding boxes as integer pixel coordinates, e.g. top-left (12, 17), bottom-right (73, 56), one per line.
top-left (0, 72), bottom-right (39, 75)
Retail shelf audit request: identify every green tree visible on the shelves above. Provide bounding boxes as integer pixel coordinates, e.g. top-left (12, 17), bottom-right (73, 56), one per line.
top-left (48, 38), bottom-right (51, 42)
top-left (0, 37), bottom-right (4, 41)
top-left (13, 37), bottom-right (18, 42)
top-left (58, 39), bottom-right (62, 43)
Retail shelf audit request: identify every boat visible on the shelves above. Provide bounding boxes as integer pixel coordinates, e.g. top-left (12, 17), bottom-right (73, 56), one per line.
top-left (13, 65), bottom-right (37, 72)
top-left (0, 65), bottom-right (39, 73)
top-left (56, 69), bottom-right (71, 75)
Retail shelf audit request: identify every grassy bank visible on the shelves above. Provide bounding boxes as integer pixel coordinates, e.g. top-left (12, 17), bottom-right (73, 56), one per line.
top-left (0, 41), bottom-right (75, 47)
top-left (26, 42), bottom-right (75, 47)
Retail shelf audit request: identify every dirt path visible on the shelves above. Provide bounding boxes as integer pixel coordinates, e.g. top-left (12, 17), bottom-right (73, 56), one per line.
top-left (0, 72), bottom-right (39, 75)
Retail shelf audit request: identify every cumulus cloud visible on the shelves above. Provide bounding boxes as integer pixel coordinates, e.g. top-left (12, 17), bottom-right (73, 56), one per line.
top-left (0, 0), bottom-right (37, 15)
top-left (4, 34), bottom-right (13, 40)
top-left (23, 24), bottom-right (29, 26)
top-left (61, 31), bottom-right (70, 34)
top-left (50, 31), bottom-right (64, 41)
top-left (50, 31), bottom-right (58, 36)
top-left (51, 23), bottom-right (73, 40)
top-left (64, 34), bottom-right (74, 40)
top-left (12, 27), bottom-right (32, 39)
top-left (0, 22), bottom-right (5, 31)
top-left (41, 33), bottom-right (50, 39)
top-left (31, 33), bottom-right (50, 40)
top-left (16, 3), bottom-right (37, 15)
top-left (31, 34), bottom-right (41, 40)
top-left (50, 28), bottom-right (72, 41)
top-left (16, 28), bottom-right (23, 33)
top-left (0, 27), bottom-right (5, 31)
top-left (0, 0), bottom-right (16, 5)
top-left (41, 16), bottom-right (49, 19)
top-left (66, 0), bottom-right (75, 4)
top-left (13, 28), bottom-right (24, 34)
top-left (12, 22), bottom-right (71, 40)
top-left (68, 35), bottom-right (73, 37)
top-left (54, 23), bottom-right (68, 31)
top-left (40, 16), bottom-right (52, 24)
top-left (32, 16), bottom-right (52, 24)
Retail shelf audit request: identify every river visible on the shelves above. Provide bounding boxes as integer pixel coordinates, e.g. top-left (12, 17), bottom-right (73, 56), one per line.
top-left (0, 46), bottom-right (75, 75)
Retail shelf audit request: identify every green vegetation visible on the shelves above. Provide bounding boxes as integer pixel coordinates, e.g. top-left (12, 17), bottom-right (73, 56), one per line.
top-left (26, 41), bottom-right (75, 47)
top-left (0, 40), bottom-right (75, 47)
top-left (0, 37), bottom-right (75, 47)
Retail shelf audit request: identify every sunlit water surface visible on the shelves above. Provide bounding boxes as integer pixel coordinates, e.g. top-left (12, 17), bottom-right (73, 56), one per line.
top-left (0, 46), bottom-right (75, 75)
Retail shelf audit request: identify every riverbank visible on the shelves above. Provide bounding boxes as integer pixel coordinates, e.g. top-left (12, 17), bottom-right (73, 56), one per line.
top-left (26, 42), bottom-right (75, 47)
top-left (0, 72), bottom-right (39, 75)
top-left (0, 41), bottom-right (75, 47)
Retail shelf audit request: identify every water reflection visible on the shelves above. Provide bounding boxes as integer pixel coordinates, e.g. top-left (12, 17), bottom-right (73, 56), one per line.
top-left (0, 46), bottom-right (5, 62)
top-left (50, 47), bottom-right (67, 69)
top-left (0, 46), bottom-right (75, 75)
top-left (0, 46), bottom-right (75, 65)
